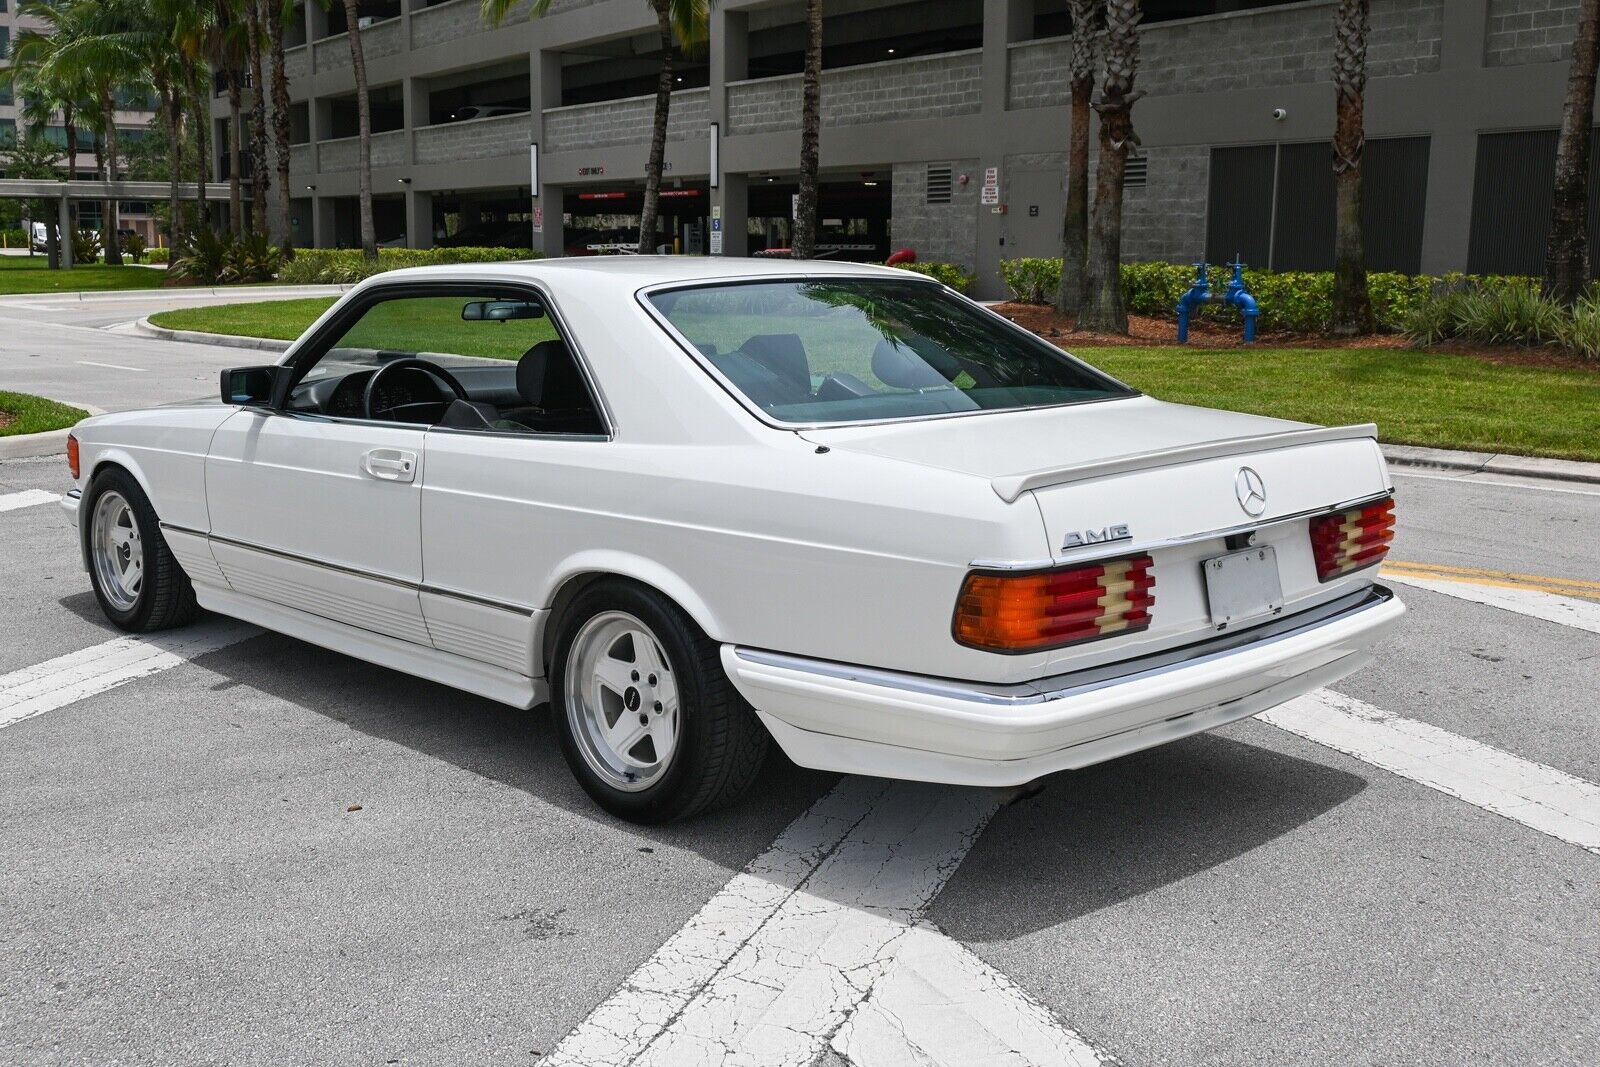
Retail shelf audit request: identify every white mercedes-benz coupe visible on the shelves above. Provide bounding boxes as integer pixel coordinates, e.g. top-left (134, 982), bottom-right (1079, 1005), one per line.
top-left (62, 258), bottom-right (1403, 821)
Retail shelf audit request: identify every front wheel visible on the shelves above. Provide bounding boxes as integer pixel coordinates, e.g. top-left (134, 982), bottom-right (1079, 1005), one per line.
top-left (550, 581), bottom-right (768, 823)
top-left (83, 468), bottom-right (200, 632)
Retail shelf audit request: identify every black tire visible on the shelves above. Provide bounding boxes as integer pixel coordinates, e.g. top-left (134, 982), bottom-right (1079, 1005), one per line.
top-left (550, 579), bottom-right (769, 823)
top-left (82, 466), bottom-right (200, 633)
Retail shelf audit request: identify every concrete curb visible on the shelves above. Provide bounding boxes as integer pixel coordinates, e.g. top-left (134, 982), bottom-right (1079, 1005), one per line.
top-left (133, 317), bottom-right (290, 352)
top-left (0, 403), bottom-right (105, 460)
top-left (0, 283), bottom-right (347, 305)
top-left (1382, 444), bottom-right (1600, 486)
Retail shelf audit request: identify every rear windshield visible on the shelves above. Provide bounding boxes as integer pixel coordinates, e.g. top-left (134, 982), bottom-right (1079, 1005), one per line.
top-left (645, 279), bottom-right (1134, 425)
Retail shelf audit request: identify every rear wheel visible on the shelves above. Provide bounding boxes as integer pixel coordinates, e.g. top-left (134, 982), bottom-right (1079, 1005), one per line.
top-left (84, 468), bottom-right (199, 632)
top-left (550, 581), bottom-right (768, 823)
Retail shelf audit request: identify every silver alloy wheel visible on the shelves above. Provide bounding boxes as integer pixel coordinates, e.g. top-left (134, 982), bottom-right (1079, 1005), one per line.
top-left (90, 490), bottom-right (143, 612)
top-left (563, 610), bottom-right (681, 792)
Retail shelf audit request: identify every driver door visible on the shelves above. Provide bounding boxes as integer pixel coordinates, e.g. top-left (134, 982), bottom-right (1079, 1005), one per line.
top-left (204, 291), bottom-right (454, 647)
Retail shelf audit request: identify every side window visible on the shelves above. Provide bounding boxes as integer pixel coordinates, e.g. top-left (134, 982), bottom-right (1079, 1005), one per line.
top-left (292, 292), bottom-right (605, 435)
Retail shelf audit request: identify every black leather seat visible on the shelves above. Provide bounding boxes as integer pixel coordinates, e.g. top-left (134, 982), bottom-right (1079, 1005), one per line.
top-left (500, 339), bottom-right (606, 435)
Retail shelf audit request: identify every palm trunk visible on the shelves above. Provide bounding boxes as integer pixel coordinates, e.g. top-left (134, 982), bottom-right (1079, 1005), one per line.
top-left (160, 78), bottom-right (185, 260)
top-left (1546, 0), bottom-right (1600, 305)
top-left (639, 1), bottom-right (674, 255)
top-left (189, 64), bottom-right (211, 228)
top-left (267, 0), bottom-right (294, 254)
top-left (1078, 0), bottom-right (1142, 335)
top-left (63, 107), bottom-right (77, 260)
top-left (792, 0), bottom-right (823, 260)
top-left (1057, 0), bottom-right (1098, 316)
top-left (102, 91), bottom-right (122, 266)
top-left (248, 0), bottom-right (270, 235)
top-left (343, 0), bottom-right (377, 260)
top-left (227, 70), bottom-right (244, 235)
top-left (1330, 0), bottom-right (1374, 335)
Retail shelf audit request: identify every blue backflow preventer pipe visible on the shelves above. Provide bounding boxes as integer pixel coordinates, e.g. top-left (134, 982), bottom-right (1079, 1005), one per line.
top-left (1176, 258), bottom-right (1259, 344)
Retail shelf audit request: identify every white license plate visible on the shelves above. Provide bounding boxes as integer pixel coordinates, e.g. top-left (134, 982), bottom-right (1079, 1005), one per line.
top-left (1203, 546), bottom-right (1285, 630)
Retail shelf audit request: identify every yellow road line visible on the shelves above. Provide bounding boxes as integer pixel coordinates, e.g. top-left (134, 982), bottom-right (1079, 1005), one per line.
top-left (1382, 561), bottom-right (1600, 601)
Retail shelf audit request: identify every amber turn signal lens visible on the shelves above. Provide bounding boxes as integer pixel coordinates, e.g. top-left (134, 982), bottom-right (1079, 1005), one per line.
top-left (67, 433), bottom-right (80, 481)
top-left (1309, 497), bottom-right (1395, 581)
top-left (954, 555), bottom-right (1156, 653)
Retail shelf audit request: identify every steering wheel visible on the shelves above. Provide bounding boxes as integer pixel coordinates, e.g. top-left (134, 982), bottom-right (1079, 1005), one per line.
top-left (362, 357), bottom-right (468, 422)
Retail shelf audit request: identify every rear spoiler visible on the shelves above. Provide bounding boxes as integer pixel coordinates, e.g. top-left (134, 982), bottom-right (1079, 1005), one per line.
top-left (991, 423), bottom-right (1379, 502)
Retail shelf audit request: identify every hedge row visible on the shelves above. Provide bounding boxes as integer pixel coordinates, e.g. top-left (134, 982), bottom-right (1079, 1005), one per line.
top-left (278, 246), bottom-right (535, 285)
top-left (888, 261), bottom-right (976, 293)
top-left (997, 257), bottom-right (1537, 335)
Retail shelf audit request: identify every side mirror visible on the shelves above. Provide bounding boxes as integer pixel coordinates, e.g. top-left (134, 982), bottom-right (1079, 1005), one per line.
top-left (221, 365), bottom-right (282, 407)
top-left (461, 300), bottom-right (544, 321)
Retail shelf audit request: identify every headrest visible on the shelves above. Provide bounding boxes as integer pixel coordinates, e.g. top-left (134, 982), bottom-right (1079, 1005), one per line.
top-left (740, 334), bottom-right (810, 391)
top-left (871, 339), bottom-right (949, 391)
top-left (516, 339), bottom-right (590, 410)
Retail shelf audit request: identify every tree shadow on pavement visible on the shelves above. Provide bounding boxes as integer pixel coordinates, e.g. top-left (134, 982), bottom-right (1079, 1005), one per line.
top-left (932, 730), bottom-right (1368, 941)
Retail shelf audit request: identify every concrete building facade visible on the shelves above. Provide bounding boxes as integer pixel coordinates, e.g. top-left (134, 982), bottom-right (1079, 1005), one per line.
top-left (253, 0), bottom-right (1591, 297)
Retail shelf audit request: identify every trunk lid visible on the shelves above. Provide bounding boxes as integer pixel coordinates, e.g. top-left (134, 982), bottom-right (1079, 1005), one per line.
top-left (802, 396), bottom-right (1393, 675)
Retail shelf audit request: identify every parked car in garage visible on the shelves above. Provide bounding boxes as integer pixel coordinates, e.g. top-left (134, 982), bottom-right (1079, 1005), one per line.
top-left (60, 258), bottom-right (1403, 822)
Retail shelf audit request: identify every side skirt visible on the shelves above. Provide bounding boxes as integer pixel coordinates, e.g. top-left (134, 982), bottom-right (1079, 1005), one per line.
top-left (194, 583), bottom-right (548, 711)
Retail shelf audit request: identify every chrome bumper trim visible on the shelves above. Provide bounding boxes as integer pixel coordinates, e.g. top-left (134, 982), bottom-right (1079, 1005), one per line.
top-left (735, 585), bottom-right (1395, 708)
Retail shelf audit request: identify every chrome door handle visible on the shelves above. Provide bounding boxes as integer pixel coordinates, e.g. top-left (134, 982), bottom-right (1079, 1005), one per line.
top-left (362, 448), bottom-right (417, 483)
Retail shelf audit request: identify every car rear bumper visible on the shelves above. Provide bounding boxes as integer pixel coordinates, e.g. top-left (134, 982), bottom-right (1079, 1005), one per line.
top-left (722, 585), bottom-right (1404, 787)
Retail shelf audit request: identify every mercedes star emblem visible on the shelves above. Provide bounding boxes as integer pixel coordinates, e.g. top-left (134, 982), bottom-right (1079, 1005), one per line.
top-left (1235, 466), bottom-right (1268, 517)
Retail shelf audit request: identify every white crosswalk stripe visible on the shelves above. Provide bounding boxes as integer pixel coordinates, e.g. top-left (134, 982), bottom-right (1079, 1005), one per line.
top-left (0, 621), bottom-right (259, 731)
top-left (1259, 689), bottom-right (1600, 855)
top-left (0, 489), bottom-right (60, 513)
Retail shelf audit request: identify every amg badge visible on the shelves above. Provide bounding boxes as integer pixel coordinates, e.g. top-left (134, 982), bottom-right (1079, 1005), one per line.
top-left (1061, 524), bottom-right (1132, 550)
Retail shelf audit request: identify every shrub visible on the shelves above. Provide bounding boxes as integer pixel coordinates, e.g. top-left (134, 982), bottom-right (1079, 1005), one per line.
top-left (123, 231), bottom-right (147, 262)
top-left (1399, 275), bottom-right (1600, 361)
top-left (73, 228), bottom-right (102, 265)
top-left (276, 245), bottom-right (535, 285)
top-left (891, 260), bottom-right (975, 293)
top-left (0, 227), bottom-right (27, 249)
top-left (999, 258), bottom-right (1062, 304)
top-left (147, 247), bottom-right (169, 264)
top-left (1553, 291), bottom-right (1600, 362)
top-left (222, 230), bottom-right (282, 283)
top-left (171, 228), bottom-right (231, 284)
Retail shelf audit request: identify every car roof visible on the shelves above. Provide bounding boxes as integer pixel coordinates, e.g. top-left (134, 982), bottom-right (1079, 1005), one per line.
top-left (359, 255), bottom-right (935, 292)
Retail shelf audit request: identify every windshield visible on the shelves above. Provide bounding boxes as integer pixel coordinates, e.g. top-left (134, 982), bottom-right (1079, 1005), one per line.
top-left (646, 279), bottom-right (1134, 425)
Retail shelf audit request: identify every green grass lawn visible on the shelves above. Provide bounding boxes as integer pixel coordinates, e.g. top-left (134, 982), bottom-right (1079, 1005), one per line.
top-left (0, 253), bottom-right (167, 294)
top-left (0, 390), bottom-right (89, 437)
top-left (148, 298), bottom-right (1600, 461)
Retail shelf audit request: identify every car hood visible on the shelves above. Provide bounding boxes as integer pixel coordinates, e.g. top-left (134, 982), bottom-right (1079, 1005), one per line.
top-left (797, 396), bottom-right (1318, 491)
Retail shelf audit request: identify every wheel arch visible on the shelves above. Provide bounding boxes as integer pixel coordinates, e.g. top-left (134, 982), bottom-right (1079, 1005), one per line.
top-left (537, 554), bottom-right (726, 677)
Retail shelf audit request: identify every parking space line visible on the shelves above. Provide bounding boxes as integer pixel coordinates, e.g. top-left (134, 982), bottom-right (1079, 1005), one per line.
top-left (1380, 571), bottom-right (1600, 635)
top-left (76, 360), bottom-right (146, 373)
top-left (1260, 689), bottom-right (1600, 856)
top-left (544, 777), bottom-right (1103, 1066)
top-left (0, 621), bottom-right (259, 731)
top-left (1390, 470), bottom-right (1600, 498)
top-left (0, 490), bottom-right (60, 513)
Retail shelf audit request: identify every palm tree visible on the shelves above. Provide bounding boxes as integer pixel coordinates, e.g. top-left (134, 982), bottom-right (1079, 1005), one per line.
top-left (1077, 0), bottom-right (1141, 334)
top-left (483, 0), bottom-right (708, 254)
top-left (246, 0), bottom-right (270, 234)
top-left (266, 0), bottom-right (294, 253)
top-left (791, 0), bottom-right (822, 260)
top-left (1546, 0), bottom-right (1600, 305)
top-left (1330, 0), bottom-right (1374, 335)
top-left (341, 0), bottom-right (377, 259)
top-left (1056, 0), bottom-right (1099, 317)
top-left (11, 2), bottom-right (95, 263)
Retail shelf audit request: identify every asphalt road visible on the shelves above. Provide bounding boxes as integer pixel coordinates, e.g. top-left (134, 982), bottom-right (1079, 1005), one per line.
top-left (2, 295), bottom-right (1597, 1066)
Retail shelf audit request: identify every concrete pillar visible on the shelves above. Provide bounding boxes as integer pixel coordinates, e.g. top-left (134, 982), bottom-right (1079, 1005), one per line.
top-left (312, 195), bottom-right (336, 248)
top-left (712, 173), bottom-right (748, 258)
top-left (533, 184), bottom-right (565, 258)
top-left (1420, 0), bottom-right (1489, 273)
top-left (708, 7), bottom-right (749, 256)
top-left (58, 195), bottom-right (73, 270)
top-left (405, 188), bottom-right (433, 249)
top-left (971, 1), bottom-right (1033, 298)
top-left (401, 77), bottom-right (428, 166)
top-left (529, 48), bottom-right (562, 255)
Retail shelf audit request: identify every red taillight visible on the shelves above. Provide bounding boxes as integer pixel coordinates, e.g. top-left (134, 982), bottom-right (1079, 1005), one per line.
top-left (1309, 497), bottom-right (1395, 581)
top-left (954, 554), bottom-right (1156, 653)
top-left (67, 433), bottom-right (80, 481)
